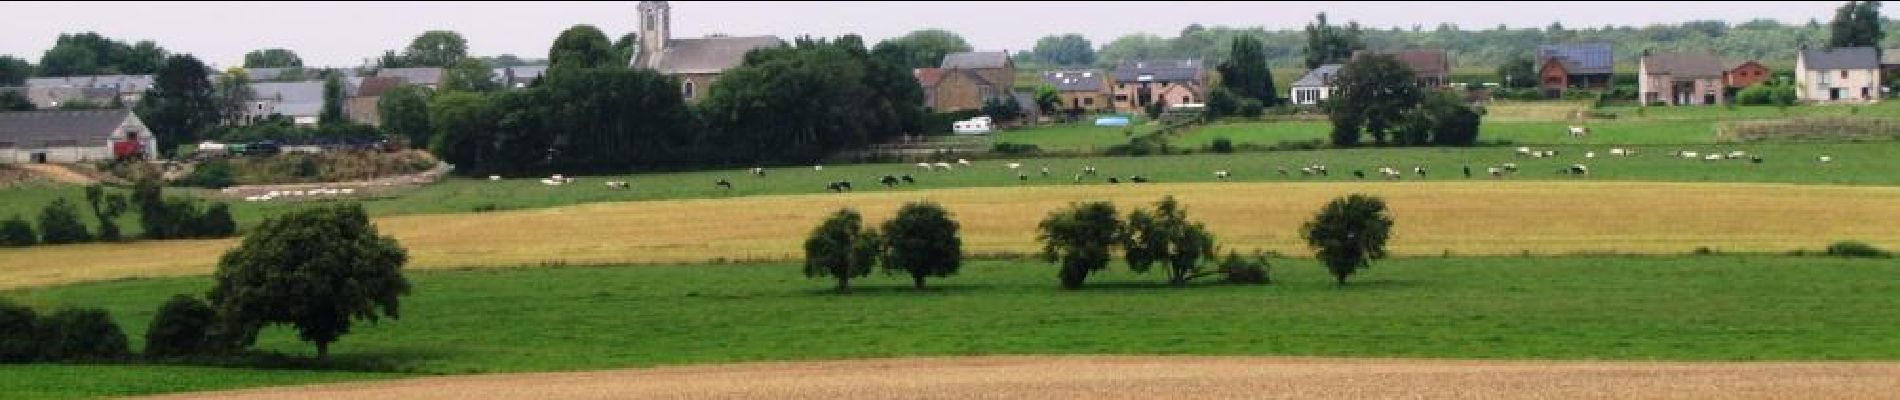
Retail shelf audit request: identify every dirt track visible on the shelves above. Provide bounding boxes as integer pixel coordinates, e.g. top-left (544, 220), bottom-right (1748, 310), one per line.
top-left (137, 356), bottom-right (1900, 400)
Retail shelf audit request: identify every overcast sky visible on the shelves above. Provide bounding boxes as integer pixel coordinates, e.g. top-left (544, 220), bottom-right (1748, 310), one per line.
top-left (0, 1), bottom-right (1872, 68)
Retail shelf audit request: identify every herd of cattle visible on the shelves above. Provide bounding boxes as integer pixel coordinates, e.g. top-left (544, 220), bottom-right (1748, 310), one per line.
top-left (489, 148), bottom-right (1838, 193)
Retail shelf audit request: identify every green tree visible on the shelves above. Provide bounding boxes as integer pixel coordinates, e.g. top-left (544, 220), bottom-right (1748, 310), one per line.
top-left (1205, 86), bottom-right (1240, 119)
top-left (880, 202), bottom-right (962, 289)
top-left (869, 29), bottom-right (973, 70)
top-left (426, 91), bottom-right (497, 169)
top-left (0, 56), bottom-right (31, 86)
top-left (36, 33), bottom-right (167, 76)
top-left (612, 32), bottom-right (639, 67)
top-left (1828, 1), bottom-right (1884, 48)
top-left (320, 73), bottom-right (345, 125)
top-left (1120, 196), bottom-right (1217, 286)
top-left (1496, 56), bottom-right (1538, 89)
top-left (1328, 54), bottom-right (1422, 146)
top-left (1302, 194), bottom-right (1395, 285)
top-left (1096, 34), bottom-right (1176, 67)
top-left (1037, 201), bottom-right (1124, 289)
top-left (702, 37), bottom-right (920, 165)
top-left (548, 25), bottom-right (617, 72)
top-left (378, 85), bottom-right (434, 148)
top-left (404, 30), bottom-right (469, 68)
top-left (1217, 35), bottom-right (1277, 105)
top-left (1303, 13), bottom-right (1365, 69)
top-left (1032, 34), bottom-right (1096, 66)
top-left (0, 300), bottom-right (38, 361)
top-left (144, 295), bottom-right (216, 358)
top-left (40, 308), bottom-right (130, 361)
top-left (1033, 84), bottom-right (1062, 115)
top-left (0, 91), bottom-right (33, 111)
top-left (1394, 90), bottom-right (1483, 146)
top-left (198, 203), bottom-right (237, 237)
top-left (242, 48), bottom-right (303, 68)
top-left (82, 185), bottom-right (127, 242)
top-left (135, 54), bottom-right (220, 156)
top-left (36, 198), bottom-right (91, 244)
top-left (442, 58), bottom-right (499, 92)
top-left (213, 69), bottom-right (255, 125)
top-left (0, 215), bottom-right (35, 247)
top-left (209, 203), bottom-right (411, 360)
top-left (803, 208), bottom-right (882, 293)
top-left (982, 96), bottom-right (1023, 123)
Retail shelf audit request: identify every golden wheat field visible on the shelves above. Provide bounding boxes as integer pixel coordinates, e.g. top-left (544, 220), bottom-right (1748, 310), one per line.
top-left (3, 181), bottom-right (1898, 289)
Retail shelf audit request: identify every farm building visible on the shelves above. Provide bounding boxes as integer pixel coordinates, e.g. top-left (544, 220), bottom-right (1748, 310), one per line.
top-left (1725, 60), bottom-right (1772, 88)
top-left (23, 74), bottom-right (154, 106)
top-left (1536, 43), bottom-right (1614, 96)
top-left (1288, 64), bottom-right (1342, 105)
top-left (1110, 59), bottom-right (1207, 111)
top-left (1040, 70), bottom-right (1109, 113)
top-left (1638, 51), bottom-right (1728, 106)
top-left (0, 109), bottom-right (156, 163)
top-left (1796, 46), bottom-right (1880, 103)
top-left (1352, 49), bottom-right (1451, 88)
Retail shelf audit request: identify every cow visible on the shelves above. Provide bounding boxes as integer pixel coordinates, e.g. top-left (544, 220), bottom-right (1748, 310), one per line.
top-left (880, 175), bottom-right (900, 187)
top-left (901, 175), bottom-right (916, 184)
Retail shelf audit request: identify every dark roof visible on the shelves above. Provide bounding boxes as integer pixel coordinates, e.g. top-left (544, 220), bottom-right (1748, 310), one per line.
top-left (1355, 50), bottom-right (1449, 76)
top-left (0, 109), bottom-right (135, 146)
top-left (940, 51), bottom-right (1011, 69)
top-left (1291, 64), bottom-right (1343, 87)
top-left (1642, 52), bottom-right (1727, 79)
top-left (1113, 59), bottom-right (1206, 82)
top-left (653, 36), bottom-right (785, 74)
top-left (1537, 43), bottom-right (1614, 75)
top-left (1041, 70), bottom-right (1105, 92)
top-left (354, 77), bottom-right (407, 97)
top-left (1802, 47), bottom-right (1879, 70)
top-left (376, 68), bottom-right (445, 86)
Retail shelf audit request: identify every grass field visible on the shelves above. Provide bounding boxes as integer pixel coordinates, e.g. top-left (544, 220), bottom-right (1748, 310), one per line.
top-left (6, 255), bottom-right (1900, 399)
top-left (5, 181), bottom-right (1897, 289)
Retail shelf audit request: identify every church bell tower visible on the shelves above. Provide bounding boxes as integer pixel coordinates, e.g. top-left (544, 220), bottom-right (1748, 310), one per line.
top-left (635, 1), bottom-right (671, 68)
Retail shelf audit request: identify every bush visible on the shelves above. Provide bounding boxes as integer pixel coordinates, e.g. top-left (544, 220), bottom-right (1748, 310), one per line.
top-left (1825, 241), bottom-right (1892, 258)
top-left (36, 198), bottom-right (91, 244)
top-left (991, 142), bottom-right (1041, 155)
top-left (1239, 99), bottom-right (1265, 118)
top-left (177, 160), bottom-right (237, 189)
top-left (0, 300), bottom-right (39, 362)
top-left (1217, 250), bottom-right (1272, 284)
top-left (1208, 137), bottom-right (1235, 153)
top-left (145, 295), bottom-right (217, 358)
top-left (40, 308), bottom-right (130, 361)
top-left (0, 215), bottom-right (34, 247)
top-left (198, 203), bottom-right (237, 237)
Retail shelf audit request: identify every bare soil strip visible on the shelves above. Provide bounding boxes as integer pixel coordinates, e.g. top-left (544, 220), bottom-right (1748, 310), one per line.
top-left (134, 356), bottom-right (1900, 400)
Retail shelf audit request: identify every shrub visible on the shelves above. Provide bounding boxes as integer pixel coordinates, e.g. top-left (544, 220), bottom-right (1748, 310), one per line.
top-left (1217, 250), bottom-right (1272, 284)
top-left (1239, 99), bottom-right (1265, 118)
top-left (1208, 137), bottom-right (1235, 153)
top-left (197, 203), bottom-right (238, 237)
top-left (0, 215), bottom-right (34, 247)
top-left (145, 295), bottom-right (217, 358)
top-left (1825, 241), bottom-right (1892, 258)
top-left (40, 308), bottom-right (130, 361)
top-left (991, 142), bottom-right (1041, 155)
top-left (0, 300), bottom-right (39, 362)
top-left (177, 160), bottom-right (237, 189)
top-left (36, 198), bottom-right (91, 244)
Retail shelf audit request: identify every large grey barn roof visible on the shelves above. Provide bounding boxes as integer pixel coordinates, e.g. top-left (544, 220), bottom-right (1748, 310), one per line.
top-left (0, 109), bottom-right (134, 147)
top-left (376, 68), bottom-right (445, 86)
top-left (653, 36), bottom-right (785, 74)
top-left (1291, 64), bottom-right (1343, 87)
top-left (1113, 59), bottom-right (1206, 82)
top-left (1802, 47), bottom-right (1879, 70)
top-left (941, 51), bottom-right (1011, 69)
top-left (1538, 43), bottom-right (1614, 75)
top-left (24, 75), bottom-right (155, 92)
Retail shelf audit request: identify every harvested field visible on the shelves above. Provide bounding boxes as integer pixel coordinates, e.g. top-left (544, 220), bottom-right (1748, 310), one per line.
top-left (136, 356), bottom-right (1900, 400)
top-left (4, 181), bottom-right (1898, 289)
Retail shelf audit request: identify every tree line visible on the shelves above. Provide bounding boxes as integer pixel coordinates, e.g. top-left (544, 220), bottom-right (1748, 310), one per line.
top-left (0, 179), bottom-right (238, 248)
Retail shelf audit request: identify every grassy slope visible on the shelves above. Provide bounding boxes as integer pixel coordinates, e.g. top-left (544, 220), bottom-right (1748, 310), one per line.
top-left (5, 256), bottom-right (1900, 398)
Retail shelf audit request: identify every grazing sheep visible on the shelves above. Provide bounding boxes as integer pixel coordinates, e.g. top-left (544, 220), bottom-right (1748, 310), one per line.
top-left (1728, 150), bottom-right (1747, 159)
top-left (606, 181), bottom-right (632, 189)
top-left (1041, 167), bottom-right (1050, 177)
top-left (1488, 167), bottom-right (1503, 178)
top-left (814, 165), bottom-right (824, 171)
top-left (1751, 156), bottom-right (1764, 164)
top-left (1501, 163), bottom-right (1519, 173)
top-left (1299, 167), bottom-right (1314, 176)
top-left (1585, 152), bottom-right (1596, 158)
top-left (339, 188), bottom-right (355, 195)
top-left (1819, 155), bottom-right (1833, 163)
top-left (1516, 147), bottom-right (1532, 156)
top-left (957, 159), bottom-right (972, 166)
top-left (1704, 154), bottom-right (1722, 161)
top-left (1568, 164), bottom-right (1589, 176)
top-left (934, 162), bottom-right (954, 170)
top-left (1414, 167), bottom-right (1427, 178)
top-left (488, 175), bottom-right (502, 181)
top-left (1609, 148), bottom-right (1627, 156)
top-left (715, 179), bottom-right (732, 190)
top-left (1214, 170), bottom-right (1231, 180)
top-left (1082, 165), bottom-right (1098, 176)
top-left (1007, 162), bottom-right (1022, 170)
top-left (1018, 173), bottom-right (1029, 181)
top-left (1681, 151), bottom-right (1699, 159)
top-left (750, 167), bottom-right (767, 177)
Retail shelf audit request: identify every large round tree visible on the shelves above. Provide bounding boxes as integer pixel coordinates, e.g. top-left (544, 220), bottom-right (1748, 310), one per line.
top-left (880, 201), bottom-right (962, 289)
top-left (207, 203), bottom-right (410, 360)
top-left (803, 208), bottom-right (882, 293)
top-left (1301, 194), bottom-right (1394, 285)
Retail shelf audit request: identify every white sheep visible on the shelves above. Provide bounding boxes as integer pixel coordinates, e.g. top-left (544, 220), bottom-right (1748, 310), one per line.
top-left (934, 162), bottom-right (953, 170)
top-left (1214, 170), bottom-right (1231, 180)
top-left (1682, 151), bottom-right (1699, 159)
top-left (1609, 148), bottom-right (1627, 156)
top-left (488, 175), bottom-right (502, 181)
top-left (1585, 152), bottom-right (1596, 158)
top-left (915, 162), bottom-right (932, 169)
top-left (957, 159), bottom-right (971, 166)
top-left (1006, 162), bottom-right (1022, 170)
top-left (813, 165), bottom-right (824, 171)
top-left (1819, 155), bottom-right (1833, 163)
top-left (340, 188), bottom-right (355, 194)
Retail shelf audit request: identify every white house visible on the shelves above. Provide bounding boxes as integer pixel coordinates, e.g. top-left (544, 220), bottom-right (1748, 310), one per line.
top-left (0, 109), bottom-right (156, 163)
top-left (1795, 47), bottom-right (1881, 103)
top-left (1289, 64), bottom-right (1342, 105)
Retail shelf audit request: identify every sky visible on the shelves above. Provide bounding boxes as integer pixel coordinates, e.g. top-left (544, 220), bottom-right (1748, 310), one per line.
top-left (0, 1), bottom-right (1874, 69)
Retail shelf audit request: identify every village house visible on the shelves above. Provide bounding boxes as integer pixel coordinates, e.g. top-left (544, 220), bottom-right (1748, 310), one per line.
top-left (1040, 70), bottom-right (1108, 113)
top-left (917, 51), bottom-right (1016, 113)
top-left (346, 76), bottom-right (406, 126)
top-left (246, 78), bottom-right (364, 126)
top-left (1109, 59), bottom-right (1207, 111)
top-left (375, 67), bottom-right (445, 90)
top-left (1725, 60), bottom-right (1773, 88)
top-left (1352, 49), bottom-right (1451, 88)
top-left (1638, 51), bottom-right (1728, 106)
top-left (1795, 46), bottom-right (1880, 103)
top-left (630, 1), bottom-right (785, 102)
top-left (1536, 43), bottom-right (1614, 96)
top-left (1288, 64), bottom-right (1342, 106)
top-left (23, 74), bottom-right (155, 107)
top-left (0, 109), bottom-right (156, 163)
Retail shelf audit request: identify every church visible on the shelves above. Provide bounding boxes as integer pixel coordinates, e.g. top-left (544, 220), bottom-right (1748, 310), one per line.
top-left (630, 1), bottom-right (786, 102)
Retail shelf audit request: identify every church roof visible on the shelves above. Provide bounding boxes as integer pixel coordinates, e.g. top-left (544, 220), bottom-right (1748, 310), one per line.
top-left (651, 36), bottom-right (785, 75)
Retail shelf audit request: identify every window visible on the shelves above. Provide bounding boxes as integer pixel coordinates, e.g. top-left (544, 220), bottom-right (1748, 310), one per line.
top-left (1841, 70), bottom-right (1850, 79)
top-left (1083, 97), bottom-right (1094, 106)
top-left (1182, 96), bottom-right (1191, 103)
top-left (682, 80), bottom-right (695, 99)
top-left (1114, 94), bottom-right (1128, 101)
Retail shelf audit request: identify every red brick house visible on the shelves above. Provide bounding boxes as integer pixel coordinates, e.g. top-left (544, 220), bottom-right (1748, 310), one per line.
top-left (1725, 61), bottom-right (1772, 88)
top-left (1537, 43), bottom-right (1614, 96)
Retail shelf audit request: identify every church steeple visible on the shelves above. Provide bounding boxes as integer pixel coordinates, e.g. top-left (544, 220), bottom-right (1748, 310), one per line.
top-left (636, 1), bottom-right (671, 68)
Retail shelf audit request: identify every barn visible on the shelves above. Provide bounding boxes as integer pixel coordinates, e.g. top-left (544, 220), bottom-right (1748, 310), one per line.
top-left (0, 109), bottom-right (156, 164)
